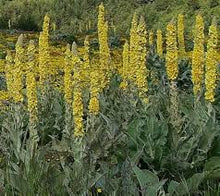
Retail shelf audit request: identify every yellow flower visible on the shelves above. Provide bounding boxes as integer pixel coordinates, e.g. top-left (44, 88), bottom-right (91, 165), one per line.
top-left (129, 12), bottom-right (138, 82)
top-left (192, 14), bottom-right (205, 95)
top-left (89, 56), bottom-right (100, 115)
top-left (205, 21), bottom-right (218, 102)
top-left (97, 188), bottom-right (102, 193)
top-left (165, 22), bottom-right (178, 81)
top-left (64, 44), bottom-right (73, 105)
top-left (156, 29), bottom-right (163, 57)
top-left (98, 3), bottom-right (110, 89)
top-left (81, 36), bottom-right (90, 89)
top-left (135, 16), bottom-right (149, 103)
top-left (14, 34), bottom-right (25, 102)
top-left (39, 15), bottom-right (51, 84)
top-left (26, 40), bottom-right (38, 123)
top-left (73, 90), bottom-right (84, 137)
top-left (177, 14), bottom-right (186, 57)
top-left (88, 94), bottom-right (100, 115)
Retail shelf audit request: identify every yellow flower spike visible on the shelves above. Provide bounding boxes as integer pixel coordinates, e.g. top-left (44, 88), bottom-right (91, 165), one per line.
top-left (205, 20), bottom-right (218, 102)
top-left (82, 36), bottom-right (90, 89)
top-left (64, 44), bottom-right (73, 105)
top-left (120, 40), bottom-right (129, 89)
top-left (14, 34), bottom-right (25, 103)
top-left (192, 14), bottom-right (205, 96)
top-left (149, 30), bottom-right (154, 46)
top-left (5, 50), bottom-right (14, 98)
top-left (26, 40), bottom-right (38, 123)
top-left (98, 3), bottom-right (110, 89)
top-left (88, 94), bottom-right (100, 115)
top-left (135, 16), bottom-right (149, 103)
top-left (165, 22), bottom-right (178, 81)
top-left (129, 12), bottom-right (138, 82)
top-left (157, 29), bottom-right (163, 57)
top-left (73, 90), bottom-right (84, 137)
top-left (39, 14), bottom-right (51, 85)
top-left (177, 14), bottom-right (186, 57)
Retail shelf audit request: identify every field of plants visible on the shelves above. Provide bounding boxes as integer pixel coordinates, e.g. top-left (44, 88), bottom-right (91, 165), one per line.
top-left (0, 1), bottom-right (219, 196)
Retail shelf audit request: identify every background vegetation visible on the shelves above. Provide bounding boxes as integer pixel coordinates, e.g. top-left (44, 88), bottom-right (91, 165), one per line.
top-left (0, 0), bottom-right (219, 35)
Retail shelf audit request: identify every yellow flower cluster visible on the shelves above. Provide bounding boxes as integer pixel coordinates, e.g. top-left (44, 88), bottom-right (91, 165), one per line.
top-left (120, 40), bottom-right (129, 89)
top-left (14, 34), bottom-right (25, 102)
top-left (156, 29), bottom-right (163, 57)
top-left (177, 14), bottom-right (186, 56)
top-left (72, 45), bottom-right (85, 137)
top-left (73, 90), bottom-right (84, 137)
top-left (5, 50), bottom-right (14, 97)
top-left (81, 36), bottom-right (90, 89)
top-left (98, 3), bottom-right (110, 89)
top-left (135, 17), bottom-right (148, 103)
top-left (64, 44), bottom-right (73, 105)
top-left (26, 40), bottom-right (38, 123)
top-left (165, 22), bottom-right (178, 80)
top-left (129, 12), bottom-right (138, 82)
top-left (205, 21), bottom-right (218, 102)
top-left (192, 14), bottom-right (205, 95)
top-left (39, 15), bottom-right (50, 84)
top-left (89, 55), bottom-right (100, 115)
top-left (149, 30), bottom-right (154, 46)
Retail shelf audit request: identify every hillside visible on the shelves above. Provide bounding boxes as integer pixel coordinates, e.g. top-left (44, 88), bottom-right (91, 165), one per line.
top-left (0, 0), bottom-right (219, 35)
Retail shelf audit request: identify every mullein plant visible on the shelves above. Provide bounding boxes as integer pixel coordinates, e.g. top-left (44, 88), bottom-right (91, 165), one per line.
top-left (166, 21), bottom-right (181, 145)
top-left (26, 40), bottom-right (39, 153)
top-left (177, 14), bottom-right (186, 57)
top-left (98, 3), bottom-right (110, 90)
top-left (192, 14), bottom-right (205, 97)
top-left (39, 14), bottom-right (50, 85)
top-left (120, 40), bottom-right (129, 90)
top-left (135, 16), bottom-right (149, 104)
top-left (129, 12), bottom-right (138, 83)
top-left (63, 44), bottom-right (73, 137)
top-left (72, 45), bottom-right (84, 138)
top-left (156, 29), bottom-right (163, 57)
top-left (14, 34), bottom-right (25, 103)
top-left (81, 36), bottom-right (90, 89)
top-left (205, 19), bottom-right (218, 102)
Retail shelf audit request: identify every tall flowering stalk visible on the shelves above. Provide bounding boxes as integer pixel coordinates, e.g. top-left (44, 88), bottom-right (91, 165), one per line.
top-left (129, 12), bottom-right (138, 82)
top-left (177, 14), bottom-right (186, 56)
top-left (14, 34), bottom-right (25, 103)
top-left (26, 41), bottom-right (39, 152)
top-left (135, 17), bottom-right (148, 103)
top-left (205, 20), bottom-right (218, 102)
top-left (98, 3), bottom-right (110, 89)
top-left (64, 44), bottom-right (73, 105)
top-left (120, 40), bottom-right (129, 89)
top-left (39, 14), bottom-right (50, 84)
top-left (5, 50), bottom-right (14, 98)
top-left (26, 40), bottom-right (38, 124)
top-left (192, 14), bottom-right (205, 96)
top-left (157, 29), bottom-right (163, 57)
top-left (72, 46), bottom-right (84, 137)
top-left (82, 36), bottom-right (90, 89)
top-left (89, 56), bottom-right (100, 115)
top-left (165, 22), bottom-right (178, 80)
top-left (73, 90), bottom-right (84, 137)
top-left (149, 30), bottom-right (154, 46)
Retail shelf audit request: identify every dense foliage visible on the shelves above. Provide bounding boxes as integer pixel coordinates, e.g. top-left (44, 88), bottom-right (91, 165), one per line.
top-left (0, 0), bottom-right (219, 36)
